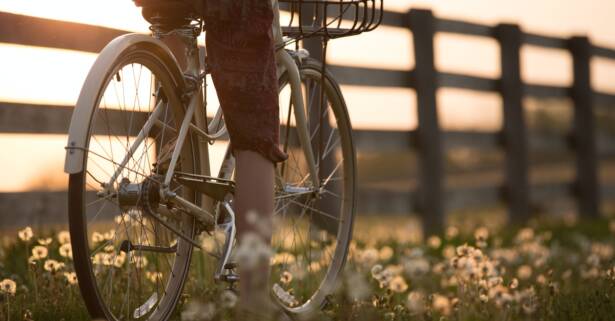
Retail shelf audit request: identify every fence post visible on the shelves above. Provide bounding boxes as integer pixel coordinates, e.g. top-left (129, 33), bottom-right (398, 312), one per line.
top-left (496, 24), bottom-right (531, 224)
top-left (570, 36), bottom-right (600, 218)
top-left (409, 9), bottom-right (444, 234)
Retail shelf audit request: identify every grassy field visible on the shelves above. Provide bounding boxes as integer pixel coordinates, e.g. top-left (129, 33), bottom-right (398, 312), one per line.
top-left (1, 214), bottom-right (615, 321)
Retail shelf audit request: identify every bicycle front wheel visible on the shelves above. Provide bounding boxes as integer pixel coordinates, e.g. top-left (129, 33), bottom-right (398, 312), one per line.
top-left (271, 57), bottom-right (357, 315)
top-left (67, 40), bottom-right (201, 321)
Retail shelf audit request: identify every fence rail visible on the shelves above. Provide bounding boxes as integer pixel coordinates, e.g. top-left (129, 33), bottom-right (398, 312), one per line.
top-left (1, 9), bottom-right (615, 232)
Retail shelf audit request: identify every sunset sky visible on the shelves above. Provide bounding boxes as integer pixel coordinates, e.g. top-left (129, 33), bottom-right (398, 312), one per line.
top-left (0, 0), bottom-right (614, 191)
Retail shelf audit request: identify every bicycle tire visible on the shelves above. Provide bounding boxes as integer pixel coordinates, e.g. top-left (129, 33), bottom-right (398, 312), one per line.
top-left (272, 57), bottom-right (357, 316)
top-left (68, 40), bottom-right (201, 321)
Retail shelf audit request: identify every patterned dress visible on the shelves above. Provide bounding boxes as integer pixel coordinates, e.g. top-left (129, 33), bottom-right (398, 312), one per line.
top-left (204, 0), bottom-right (288, 163)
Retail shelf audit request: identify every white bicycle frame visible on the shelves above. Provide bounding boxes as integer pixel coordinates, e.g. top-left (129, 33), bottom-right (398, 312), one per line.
top-left (64, 0), bottom-right (320, 224)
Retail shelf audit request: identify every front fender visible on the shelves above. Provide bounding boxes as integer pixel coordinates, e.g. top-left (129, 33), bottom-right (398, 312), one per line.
top-left (64, 33), bottom-right (184, 174)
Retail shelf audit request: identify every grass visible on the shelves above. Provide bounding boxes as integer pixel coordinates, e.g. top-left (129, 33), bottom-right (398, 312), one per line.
top-left (1, 215), bottom-right (615, 321)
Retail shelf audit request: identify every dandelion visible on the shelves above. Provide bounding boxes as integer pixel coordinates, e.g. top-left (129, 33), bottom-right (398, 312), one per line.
top-left (445, 226), bottom-right (459, 239)
top-left (522, 300), bottom-right (538, 315)
top-left (146, 271), bottom-right (163, 283)
top-left (0, 279), bottom-right (17, 295)
top-left (113, 252), bottom-right (126, 268)
top-left (64, 272), bottom-right (78, 285)
top-left (114, 214), bottom-right (130, 224)
top-left (309, 262), bottom-right (321, 272)
top-left (44, 259), bottom-right (65, 272)
top-left (427, 235), bottom-right (441, 249)
top-left (181, 301), bottom-right (216, 321)
top-left (200, 236), bottom-right (217, 253)
top-left (509, 278), bottom-right (519, 289)
top-left (280, 271), bottom-right (293, 285)
top-left (103, 230), bottom-right (115, 241)
top-left (371, 264), bottom-right (384, 279)
top-left (406, 291), bottom-right (425, 315)
top-left (479, 293), bottom-right (489, 303)
top-left (562, 269), bottom-right (573, 279)
top-left (358, 248), bottom-right (379, 267)
top-left (432, 294), bottom-right (451, 316)
top-left (38, 238), bottom-right (52, 246)
top-left (515, 228), bottom-right (534, 243)
top-left (388, 275), bottom-right (408, 293)
top-left (517, 265), bottom-right (532, 280)
top-left (59, 243), bottom-right (73, 259)
top-left (91, 232), bottom-right (104, 243)
top-left (474, 227), bottom-right (489, 242)
top-left (233, 232), bottom-right (272, 269)
top-left (220, 290), bottom-right (237, 308)
top-left (18, 226), bottom-right (34, 242)
top-left (270, 252), bottom-right (296, 266)
top-left (130, 255), bottom-right (148, 268)
top-left (345, 270), bottom-right (370, 301)
top-left (31, 245), bottom-right (48, 260)
top-left (536, 274), bottom-right (547, 285)
top-left (442, 245), bottom-right (456, 259)
top-left (57, 231), bottom-right (71, 244)
top-left (379, 246), bottom-right (394, 261)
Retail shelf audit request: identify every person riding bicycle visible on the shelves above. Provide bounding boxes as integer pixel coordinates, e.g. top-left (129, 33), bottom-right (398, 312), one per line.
top-left (140, 0), bottom-right (286, 319)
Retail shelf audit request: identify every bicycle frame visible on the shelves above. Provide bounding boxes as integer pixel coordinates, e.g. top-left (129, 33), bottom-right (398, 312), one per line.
top-left (64, 0), bottom-right (320, 224)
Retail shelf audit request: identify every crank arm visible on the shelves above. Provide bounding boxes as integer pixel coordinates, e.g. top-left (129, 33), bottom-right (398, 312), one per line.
top-left (119, 240), bottom-right (177, 254)
top-left (214, 202), bottom-right (237, 281)
top-left (166, 193), bottom-right (216, 229)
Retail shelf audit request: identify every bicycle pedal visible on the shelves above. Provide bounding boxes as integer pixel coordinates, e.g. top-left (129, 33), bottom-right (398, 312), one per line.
top-left (220, 273), bottom-right (240, 283)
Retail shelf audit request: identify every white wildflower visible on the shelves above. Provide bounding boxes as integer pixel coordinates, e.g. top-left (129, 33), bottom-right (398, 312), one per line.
top-left (18, 227), bottom-right (33, 242)
top-left (0, 279), bottom-right (17, 295)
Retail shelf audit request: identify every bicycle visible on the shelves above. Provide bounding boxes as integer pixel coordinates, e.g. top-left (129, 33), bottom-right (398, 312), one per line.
top-left (63, 0), bottom-right (382, 320)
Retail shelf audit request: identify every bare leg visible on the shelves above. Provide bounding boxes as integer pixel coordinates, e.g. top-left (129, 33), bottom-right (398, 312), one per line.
top-left (234, 150), bottom-right (277, 319)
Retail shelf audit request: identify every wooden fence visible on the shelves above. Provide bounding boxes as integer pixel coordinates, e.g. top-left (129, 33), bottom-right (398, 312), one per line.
top-left (1, 9), bottom-right (615, 233)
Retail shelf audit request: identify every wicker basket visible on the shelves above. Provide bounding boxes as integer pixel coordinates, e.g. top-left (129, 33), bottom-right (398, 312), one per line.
top-left (279, 0), bottom-right (383, 40)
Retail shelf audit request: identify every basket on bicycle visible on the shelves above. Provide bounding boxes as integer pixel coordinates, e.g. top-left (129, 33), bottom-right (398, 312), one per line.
top-left (279, 0), bottom-right (383, 40)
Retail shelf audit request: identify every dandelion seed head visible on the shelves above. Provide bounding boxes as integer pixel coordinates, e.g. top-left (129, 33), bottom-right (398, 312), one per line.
top-left (432, 294), bottom-right (451, 316)
top-left (427, 236), bottom-right (442, 249)
top-left (31, 245), bottom-right (48, 260)
top-left (43, 259), bottom-right (64, 272)
top-left (280, 271), bottom-right (293, 285)
top-left (18, 227), bottom-right (33, 242)
top-left (510, 278), bottom-right (519, 289)
top-left (64, 272), bottom-right (78, 285)
top-left (59, 243), bottom-right (73, 259)
top-left (474, 227), bottom-right (489, 242)
top-left (515, 228), bottom-right (535, 243)
top-left (0, 279), bottom-right (17, 295)
top-left (91, 232), bottom-right (104, 243)
top-left (220, 290), bottom-right (237, 308)
top-left (406, 291), bottom-right (425, 314)
top-left (358, 248), bottom-right (379, 267)
top-left (442, 245), bottom-right (456, 259)
top-left (379, 246), bottom-right (394, 261)
top-left (445, 226), bottom-right (459, 239)
top-left (233, 232), bottom-right (272, 269)
top-left (344, 270), bottom-right (371, 301)
top-left (388, 275), bottom-right (408, 293)
top-left (517, 265), bottom-right (532, 280)
top-left (57, 231), bottom-right (71, 245)
top-left (38, 237), bottom-right (52, 246)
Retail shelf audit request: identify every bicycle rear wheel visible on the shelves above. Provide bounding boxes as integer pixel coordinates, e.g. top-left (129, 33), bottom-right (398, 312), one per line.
top-left (271, 57), bottom-right (357, 316)
top-left (67, 40), bottom-right (200, 321)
